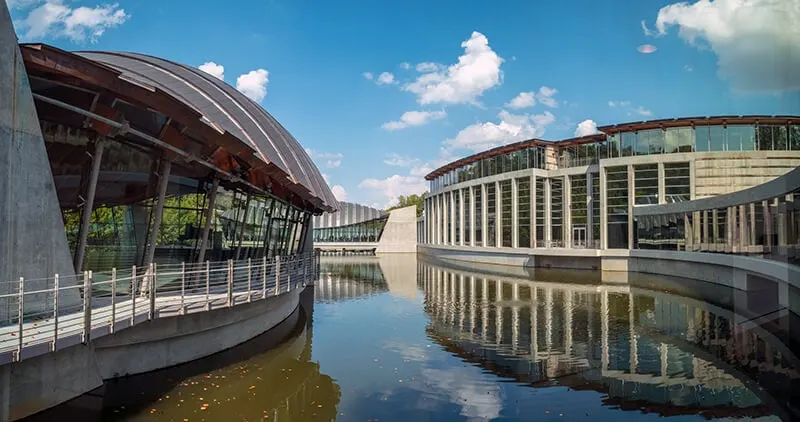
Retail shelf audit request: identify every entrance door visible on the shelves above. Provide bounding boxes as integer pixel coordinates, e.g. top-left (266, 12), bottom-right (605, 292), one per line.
top-left (573, 226), bottom-right (586, 248)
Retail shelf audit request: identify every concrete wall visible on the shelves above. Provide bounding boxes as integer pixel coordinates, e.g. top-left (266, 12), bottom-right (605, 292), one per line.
top-left (376, 205), bottom-right (417, 254)
top-left (694, 151), bottom-right (800, 198)
top-left (0, 1), bottom-right (78, 320)
top-left (2, 289), bottom-right (301, 421)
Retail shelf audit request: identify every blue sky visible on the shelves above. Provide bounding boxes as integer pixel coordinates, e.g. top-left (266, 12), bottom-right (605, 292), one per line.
top-left (7, 0), bottom-right (800, 207)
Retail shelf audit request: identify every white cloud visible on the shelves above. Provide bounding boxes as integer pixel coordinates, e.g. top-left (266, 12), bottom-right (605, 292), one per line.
top-left (652, 0), bottom-right (799, 92)
top-left (444, 109), bottom-right (555, 153)
top-left (7, 0), bottom-right (40, 9)
top-left (198, 62), bottom-right (225, 80)
top-left (575, 119), bottom-right (599, 137)
top-left (376, 71), bottom-right (396, 85)
top-left (505, 91), bottom-right (535, 109)
top-left (17, 1), bottom-right (129, 42)
top-left (384, 153), bottom-right (420, 167)
top-left (326, 160), bottom-right (341, 168)
top-left (684, 64), bottom-right (694, 72)
top-left (415, 62), bottom-right (443, 72)
top-left (638, 44), bottom-right (658, 54)
top-left (634, 106), bottom-right (653, 116)
top-left (641, 20), bottom-right (656, 36)
top-left (362, 72), bottom-right (374, 80)
top-left (404, 31), bottom-right (504, 105)
top-left (305, 148), bottom-right (344, 168)
top-left (331, 185), bottom-right (348, 201)
top-left (236, 69), bottom-right (269, 102)
top-left (608, 100), bottom-right (631, 107)
top-left (536, 86), bottom-right (558, 108)
top-left (400, 62), bottom-right (411, 70)
top-left (358, 175), bottom-right (428, 207)
top-left (382, 110), bottom-right (446, 131)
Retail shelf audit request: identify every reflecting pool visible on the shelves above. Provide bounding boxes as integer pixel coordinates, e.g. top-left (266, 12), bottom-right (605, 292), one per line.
top-left (25, 254), bottom-right (800, 421)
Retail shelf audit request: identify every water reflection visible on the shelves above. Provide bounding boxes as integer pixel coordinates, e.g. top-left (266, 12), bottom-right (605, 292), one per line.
top-left (418, 257), bottom-right (799, 420)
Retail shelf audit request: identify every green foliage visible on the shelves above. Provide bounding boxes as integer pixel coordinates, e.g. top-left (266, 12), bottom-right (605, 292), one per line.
top-left (386, 192), bottom-right (427, 217)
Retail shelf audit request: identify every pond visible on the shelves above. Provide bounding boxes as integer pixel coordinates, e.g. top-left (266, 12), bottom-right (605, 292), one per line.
top-left (25, 254), bottom-right (799, 421)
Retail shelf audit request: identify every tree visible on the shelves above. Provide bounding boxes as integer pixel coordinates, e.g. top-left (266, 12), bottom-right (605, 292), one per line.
top-left (386, 193), bottom-right (427, 217)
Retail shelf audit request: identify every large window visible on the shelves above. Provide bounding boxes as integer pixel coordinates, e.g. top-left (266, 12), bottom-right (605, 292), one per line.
top-left (664, 127), bottom-right (694, 153)
top-left (728, 125), bottom-right (755, 151)
top-left (551, 178), bottom-right (564, 246)
top-left (487, 183), bottom-right (497, 247)
top-left (570, 174), bottom-right (587, 247)
top-left (474, 186), bottom-right (483, 246)
top-left (634, 164), bottom-right (658, 205)
top-left (518, 177), bottom-right (531, 248)
top-left (536, 178), bottom-right (545, 247)
top-left (606, 166), bottom-right (629, 249)
top-left (664, 162), bottom-right (690, 203)
top-left (501, 180), bottom-right (512, 247)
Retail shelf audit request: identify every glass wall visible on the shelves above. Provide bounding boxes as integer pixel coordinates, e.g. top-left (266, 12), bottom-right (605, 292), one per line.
top-left (536, 178), bottom-right (545, 247)
top-left (634, 164), bottom-right (659, 205)
top-left (570, 174), bottom-right (587, 248)
top-left (591, 173), bottom-right (600, 246)
top-left (474, 186), bottom-right (483, 246)
top-left (463, 188), bottom-right (471, 244)
top-left (551, 178), bottom-right (564, 247)
top-left (487, 183), bottom-right (497, 247)
top-left (312, 217), bottom-right (389, 244)
top-left (607, 166), bottom-right (629, 249)
top-left (664, 162), bottom-right (690, 203)
top-left (501, 180), bottom-right (513, 247)
top-left (518, 177), bottom-right (531, 248)
top-left (454, 192), bottom-right (461, 244)
top-left (428, 145), bottom-right (547, 192)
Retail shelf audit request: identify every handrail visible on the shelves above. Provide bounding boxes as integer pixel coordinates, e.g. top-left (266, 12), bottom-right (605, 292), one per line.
top-left (634, 165), bottom-right (800, 217)
top-left (0, 251), bottom-right (321, 364)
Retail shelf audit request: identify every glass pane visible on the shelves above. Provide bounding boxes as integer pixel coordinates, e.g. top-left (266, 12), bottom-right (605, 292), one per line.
top-left (695, 126), bottom-right (710, 152)
top-left (709, 125), bottom-right (725, 151)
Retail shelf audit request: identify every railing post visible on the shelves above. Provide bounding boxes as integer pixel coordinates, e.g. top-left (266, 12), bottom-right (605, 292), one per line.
top-left (148, 262), bottom-right (156, 320)
top-left (82, 271), bottom-right (92, 344)
top-left (247, 258), bottom-right (252, 303)
top-left (131, 265), bottom-right (137, 325)
top-left (275, 256), bottom-right (281, 295)
top-left (17, 277), bottom-right (24, 361)
top-left (227, 259), bottom-right (234, 307)
top-left (262, 256), bottom-right (267, 299)
top-left (180, 262), bottom-right (185, 315)
top-left (52, 274), bottom-right (59, 352)
top-left (205, 260), bottom-right (210, 311)
top-left (110, 268), bottom-right (116, 334)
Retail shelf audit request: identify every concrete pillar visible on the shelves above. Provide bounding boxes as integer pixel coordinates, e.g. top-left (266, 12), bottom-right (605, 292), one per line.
top-left (587, 173), bottom-right (594, 247)
top-left (74, 139), bottom-right (106, 272)
top-left (545, 178), bottom-right (552, 246)
top-left (443, 193), bottom-right (449, 244)
top-left (144, 159), bottom-right (172, 266)
top-left (778, 199), bottom-right (788, 247)
top-left (531, 175), bottom-right (537, 248)
top-left (512, 178), bottom-right (519, 248)
top-left (495, 181), bottom-right (502, 247)
top-left (657, 162), bottom-right (666, 204)
top-left (702, 209), bottom-right (709, 249)
top-left (739, 205), bottom-right (748, 249)
top-left (750, 203), bottom-right (757, 248)
top-left (450, 190), bottom-right (456, 245)
top-left (600, 167), bottom-right (608, 250)
top-left (481, 184), bottom-right (488, 247)
top-left (712, 209), bottom-right (720, 248)
top-left (469, 187), bottom-right (476, 247)
top-left (627, 164), bottom-right (635, 249)
top-left (197, 178), bottom-right (220, 263)
top-left (459, 188), bottom-right (465, 246)
top-left (564, 175), bottom-right (572, 248)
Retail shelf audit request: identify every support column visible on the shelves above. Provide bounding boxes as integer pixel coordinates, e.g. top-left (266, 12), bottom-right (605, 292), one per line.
top-left (144, 159), bottom-right (172, 266)
top-left (443, 193), bottom-right (449, 245)
top-left (531, 175), bottom-right (537, 248)
top-left (459, 188), bottom-right (465, 246)
top-left (564, 175), bottom-right (572, 249)
top-left (545, 178), bottom-right (552, 247)
top-left (197, 178), bottom-right (220, 263)
top-left (495, 181), bottom-right (502, 247)
top-left (600, 167), bottom-right (608, 249)
top-left (481, 184), bottom-right (488, 247)
top-left (586, 173), bottom-right (594, 247)
top-left (469, 187), bottom-right (476, 247)
top-left (512, 178), bottom-right (519, 248)
top-left (657, 162), bottom-right (666, 204)
top-left (450, 190), bottom-right (456, 245)
top-left (74, 139), bottom-right (106, 272)
top-left (627, 164), bottom-right (635, 249)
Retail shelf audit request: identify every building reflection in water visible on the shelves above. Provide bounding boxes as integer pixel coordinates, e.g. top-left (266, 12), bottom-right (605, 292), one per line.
top-left (416, 257), bottom-right (799, 420)
top-left (22, 289), bottom-right (341, 422)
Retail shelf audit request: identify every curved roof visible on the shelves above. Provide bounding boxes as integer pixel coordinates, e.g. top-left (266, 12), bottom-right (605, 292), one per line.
top-left (425, 115), bottom-right (800, 180)
top-left (312, 202), bottom-right (387, 229)
top-left (75, 51), bottom-right (337, 210)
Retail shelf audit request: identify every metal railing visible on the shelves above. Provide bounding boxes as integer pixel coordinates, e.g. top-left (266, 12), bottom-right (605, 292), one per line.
top-left (0, 251), bottom-right (320, 365)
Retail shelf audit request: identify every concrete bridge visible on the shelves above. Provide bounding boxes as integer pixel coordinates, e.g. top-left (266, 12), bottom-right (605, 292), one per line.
top-left (0, 253), bottom-right (319, 421)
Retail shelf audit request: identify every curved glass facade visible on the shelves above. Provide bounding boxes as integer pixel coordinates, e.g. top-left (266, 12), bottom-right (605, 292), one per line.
top-left (313, 217), bottom-right (388, 243)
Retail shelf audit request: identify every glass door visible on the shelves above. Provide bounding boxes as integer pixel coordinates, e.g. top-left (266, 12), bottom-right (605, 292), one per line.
top-left (573, 226), bottom-right (586, 248)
